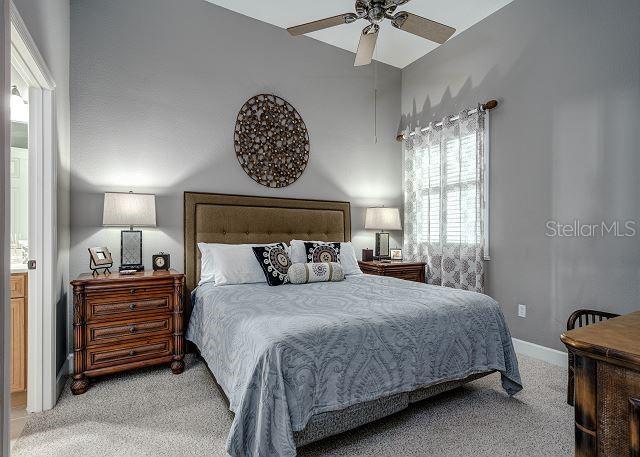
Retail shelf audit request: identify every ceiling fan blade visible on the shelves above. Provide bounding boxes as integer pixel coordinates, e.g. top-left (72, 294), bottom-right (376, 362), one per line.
top-left (392, 12), bottom-right (455, 44)
top-left (287, 13), bottom-right (357, 36)
top-left (354, 26), bottom-right (379, 67)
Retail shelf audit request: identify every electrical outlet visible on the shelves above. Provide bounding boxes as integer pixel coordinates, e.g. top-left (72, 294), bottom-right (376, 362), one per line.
top-left (518, 304), bottom-right (527, 318)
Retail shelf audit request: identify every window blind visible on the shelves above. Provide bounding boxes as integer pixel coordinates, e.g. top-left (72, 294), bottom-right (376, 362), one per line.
top-left (417, 134), bottom-right (480, 245)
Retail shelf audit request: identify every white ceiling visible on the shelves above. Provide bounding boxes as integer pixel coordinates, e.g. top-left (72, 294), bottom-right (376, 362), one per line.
top-left (204, 0), bottom-right (513, 68)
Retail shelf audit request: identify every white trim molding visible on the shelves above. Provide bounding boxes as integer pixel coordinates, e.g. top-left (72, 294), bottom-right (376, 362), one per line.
top-left (2, 1), bottom-right (12, 454)
top-left (512, 338), bottom-right (568, 368)
top-left (9, 2), bottom-right (54, 90)
top-left (10, 1), bottom-right (58, 413)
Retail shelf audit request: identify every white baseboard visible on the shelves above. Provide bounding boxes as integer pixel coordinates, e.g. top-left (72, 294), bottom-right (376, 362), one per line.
top-left (56, 353), bottom-right (73, 400)
top-left (512, 338), bottom-right (568, 368)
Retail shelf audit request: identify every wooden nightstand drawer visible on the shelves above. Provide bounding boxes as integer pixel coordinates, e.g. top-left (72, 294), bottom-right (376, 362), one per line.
top-left (87, 315), bottom-right (172, 346)
top-left (394, 271), bottom-right (423, 282)
top-left (86, 337), bottom-right (173, 372)
top-left (87, 295), bottom-right (172, 321)
top-left (86, 284), bottom-right (175, 299)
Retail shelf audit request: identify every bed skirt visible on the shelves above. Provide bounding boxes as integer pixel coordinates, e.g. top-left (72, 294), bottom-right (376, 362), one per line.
top-left (293, 371), bottom-right (493, 447)
top-left (194, 350), bottom-right (493, 448)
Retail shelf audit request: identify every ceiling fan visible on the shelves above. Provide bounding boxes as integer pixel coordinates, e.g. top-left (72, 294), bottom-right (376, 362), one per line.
top-left (287, 0), bottom-right (456, 67)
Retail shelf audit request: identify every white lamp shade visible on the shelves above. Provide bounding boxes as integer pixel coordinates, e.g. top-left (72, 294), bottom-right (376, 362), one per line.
top-left (365, 207), bottom-right (402, 231)
top-left (103, 192), bottom-right (156, 227)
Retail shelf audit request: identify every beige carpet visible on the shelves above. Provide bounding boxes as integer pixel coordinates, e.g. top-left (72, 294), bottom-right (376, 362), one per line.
top-left (12, 354), bottom-right (573, 456)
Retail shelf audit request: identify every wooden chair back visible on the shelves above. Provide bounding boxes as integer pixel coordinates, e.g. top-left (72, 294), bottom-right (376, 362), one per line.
top-left (566, 309), bottom-right (620, 406)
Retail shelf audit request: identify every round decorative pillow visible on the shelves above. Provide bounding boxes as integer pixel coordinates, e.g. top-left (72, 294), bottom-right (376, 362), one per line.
top-left (304, 242), bottom-right (341, 263)
top-left (252, 243), bottom-right (292, 286)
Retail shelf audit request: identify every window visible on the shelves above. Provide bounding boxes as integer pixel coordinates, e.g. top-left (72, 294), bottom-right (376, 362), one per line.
top-left (403, 109), bottom-right (488, 291)
top-left (416, 133), bottom-right (481, 246)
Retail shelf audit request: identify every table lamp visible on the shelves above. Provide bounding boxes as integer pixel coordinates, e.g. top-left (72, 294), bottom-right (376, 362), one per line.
top-left (365, 207), bottom-right (402, 260)
top-left (103, 192), bottom-right (156, 271)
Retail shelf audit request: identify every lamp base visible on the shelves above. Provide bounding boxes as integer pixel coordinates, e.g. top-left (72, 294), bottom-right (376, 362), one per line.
top-left (119, 264), bottom-right (144, 272)
top-left (374, 232), bottom-right (391, 260)
top-left (120, 229), bottom-right (144, 272)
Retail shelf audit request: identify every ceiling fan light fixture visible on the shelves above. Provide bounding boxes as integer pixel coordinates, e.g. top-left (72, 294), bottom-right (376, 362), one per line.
top-left (344, 13), bottom-right (359, 24)
top-left (368, 5), bottom-right (386, 23)
top-left (363, 23), bottom-right (380, 35)
top-left (391, 12), bottom-right (408, 29)
top-left (382, 0), bottom-right (411, 6)
top-left (355, 0), bottom-right (369, 17)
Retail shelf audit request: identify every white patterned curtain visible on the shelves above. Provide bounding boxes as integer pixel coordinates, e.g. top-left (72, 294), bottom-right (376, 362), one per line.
top-left (403, 108), bottom-right (486, 292)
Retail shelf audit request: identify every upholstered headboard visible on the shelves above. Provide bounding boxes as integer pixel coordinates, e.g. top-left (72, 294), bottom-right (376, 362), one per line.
top-left (184, 192), bottom-right (351, 295)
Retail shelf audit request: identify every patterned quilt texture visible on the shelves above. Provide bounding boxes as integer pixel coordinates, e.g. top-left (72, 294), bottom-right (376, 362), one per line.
top-left (186, 274), bottom-right (522, 456)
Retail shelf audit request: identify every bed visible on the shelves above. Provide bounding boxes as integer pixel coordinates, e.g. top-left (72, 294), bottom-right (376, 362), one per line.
top-left (183, 192), bottom-right (522, 457)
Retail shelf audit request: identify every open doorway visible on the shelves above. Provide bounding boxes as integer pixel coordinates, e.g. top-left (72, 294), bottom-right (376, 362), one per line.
top-left (6, 3), bottom-right (58, 448)
top-left (9, 64), bottom-right (29, 445)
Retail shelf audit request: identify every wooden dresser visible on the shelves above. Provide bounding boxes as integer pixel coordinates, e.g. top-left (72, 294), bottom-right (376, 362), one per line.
top-left (10, 272), bottom-right (27, 398)
top-left (358, 261), bottom-right (426, 283)
top-left (70, 270), bottom-right (185, 395)
top-left (561, 311), bottom-right (640, 457)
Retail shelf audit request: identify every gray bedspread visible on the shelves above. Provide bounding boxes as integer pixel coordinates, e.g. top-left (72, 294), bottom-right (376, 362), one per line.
top-left (186, 274), bottom-right (522, 457)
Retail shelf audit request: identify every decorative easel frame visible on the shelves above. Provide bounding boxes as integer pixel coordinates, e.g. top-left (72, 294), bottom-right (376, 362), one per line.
top-left (88, 247), bottom-right (113, 276)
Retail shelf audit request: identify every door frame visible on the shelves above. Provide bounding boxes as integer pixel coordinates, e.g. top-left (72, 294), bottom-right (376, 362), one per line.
top-left (9, 2), bottom-right (57, 413)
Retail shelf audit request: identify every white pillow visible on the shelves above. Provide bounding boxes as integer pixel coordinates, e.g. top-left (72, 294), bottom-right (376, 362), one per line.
top-left (339, 242), bottom-right (363, 276)
top-left (198, 242), bottom-right (280, 286)
top-left (289, 240), bottom-right (363, 276)
top-left (288, 239), bottom-right (310, 264)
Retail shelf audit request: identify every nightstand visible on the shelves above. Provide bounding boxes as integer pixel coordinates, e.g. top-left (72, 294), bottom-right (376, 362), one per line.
top-left (70, 270), bottom-right (185, 395)
top-left (358, 261), bottom-right (426, 283)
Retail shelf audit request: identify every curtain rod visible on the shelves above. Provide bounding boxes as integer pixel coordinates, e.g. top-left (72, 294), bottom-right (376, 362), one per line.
top-left (396, 100), bottom-right (498, 142)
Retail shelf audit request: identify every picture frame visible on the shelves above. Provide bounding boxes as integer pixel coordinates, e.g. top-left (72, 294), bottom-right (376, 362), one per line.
top-left (88, 246), bottom-right (113, 276)
top-left (89, 247), bottom-right (113, 266)
top-left (390, 249), bottom-right (403, 261)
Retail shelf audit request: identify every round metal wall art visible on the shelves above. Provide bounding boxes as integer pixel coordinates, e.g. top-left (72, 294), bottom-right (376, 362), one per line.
top-left (234, 94), bottom-right (310, 188)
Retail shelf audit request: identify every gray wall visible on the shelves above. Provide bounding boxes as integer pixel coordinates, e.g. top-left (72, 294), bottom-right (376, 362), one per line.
top-left (401, 0), bottom-right (640, 350)
top-left (13, 0), bottom-right (71, 373)
top-left (70, 1), bottom-right (402, 274)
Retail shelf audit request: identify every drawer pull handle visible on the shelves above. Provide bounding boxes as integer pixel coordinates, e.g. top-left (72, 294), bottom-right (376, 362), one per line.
top-left (129, 303), bottom-right (136, 310)
top-left (129, 325), bottom-right (137, 334)
top-left (130, 288), bottom-right (138, 295)
top-left (129, 350), bottom-right (136, 356)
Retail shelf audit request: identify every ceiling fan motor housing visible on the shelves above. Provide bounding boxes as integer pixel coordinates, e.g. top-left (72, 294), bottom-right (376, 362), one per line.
top-left (368, 4), bottom-right (386, 23)
top-left (356, 0), bottom-right (405, 24)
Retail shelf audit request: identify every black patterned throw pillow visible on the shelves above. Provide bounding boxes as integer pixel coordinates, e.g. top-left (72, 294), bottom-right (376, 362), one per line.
top-left (304, 242), bottom-right (341, 263)
top-left (252, 243), bottom-right (292, 286)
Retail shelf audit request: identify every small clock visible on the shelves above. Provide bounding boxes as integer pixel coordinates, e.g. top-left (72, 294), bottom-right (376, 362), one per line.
top-left (152, 252), bottom-right (170, 271)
